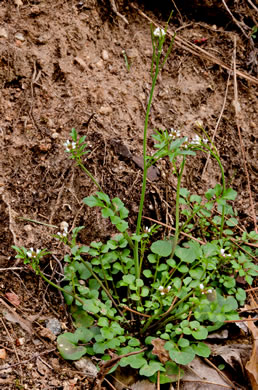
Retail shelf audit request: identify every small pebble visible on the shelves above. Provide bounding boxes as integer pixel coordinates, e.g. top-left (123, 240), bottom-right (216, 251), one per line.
top-left (15, 32), bottom-right (25, 42)
top-left (60, 221), bottom-right (69, 231)
top-left (74, 56), bottom-right (87, 70)
top-left (0, 27), bottom-right (8, 39)
top-left (24, 224), bottom-right (32, 232)
top-left (17, 337), bottom-right (25, 346)
top-left (51, 132), bottom-right (59, 139)
top-left (102, 49), bottom-right (109, 61)
top-left (127, 48), bottom-right (138, 59)
top-left (99, 106), bottom-right (112, 115)
top-left (45, 318), bottom-right (62, 336)
top-left (95, 59), bottom-right (104, 68)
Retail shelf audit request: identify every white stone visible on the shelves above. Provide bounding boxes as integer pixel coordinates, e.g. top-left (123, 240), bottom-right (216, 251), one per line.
top-left (99, 106), bottom-right (112, 115)
top-left (74, 56), bottom-right (87, 70)
top-left (15, 32), bottom-right (25, 41)
top-left (102, 49), bottom-right (109, 61)
top-left (0, 27), bottom-right (8, 39)
top-left (60, 221), bottom-right (69, 231)
top-left (51, 132), bottom-right (59, 139)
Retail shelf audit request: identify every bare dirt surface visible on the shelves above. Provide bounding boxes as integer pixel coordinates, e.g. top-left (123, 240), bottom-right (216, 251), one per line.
top-left (0, 0), bottom-right (257, 389)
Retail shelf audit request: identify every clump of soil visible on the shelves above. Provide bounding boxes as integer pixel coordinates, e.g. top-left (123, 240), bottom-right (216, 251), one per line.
top-left (0, 0), bottom-right (257, 388)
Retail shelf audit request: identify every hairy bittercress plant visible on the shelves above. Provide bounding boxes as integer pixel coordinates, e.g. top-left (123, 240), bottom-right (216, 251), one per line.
top-left (13, 19), bottom-right (257, 385)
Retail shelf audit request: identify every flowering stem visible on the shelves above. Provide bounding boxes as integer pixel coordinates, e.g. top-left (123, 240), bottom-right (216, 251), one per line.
top-left (35, 267), bottom-right (107, 320)
top-left (134, 60), bottom-right (160, 279)
top-left (208, 150), bottom-right (226, 238)
top-left (76, 158), bottom-right (104, 193)
top-left (79, 258), bottom-right (127, 320)
top-left (171, 157), bottom-right (186, 258)
top-left (152, 290), bottom-right (194, 331)
top-left (140, 306), bottom-right (163, 335)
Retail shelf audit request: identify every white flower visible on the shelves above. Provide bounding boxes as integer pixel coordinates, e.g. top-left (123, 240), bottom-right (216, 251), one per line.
top-left (63, 140), bottom-right (76, 152)
top-left (145, 226), bottom-right (151, 233)
top-left (199, 283), bottom-right (204, 290)
top-left (169, 128), bottom-right (181, 138)
top-left (203, 138), bottom-right (208, 144)
top-left (207, 289), bottom-right (213, 294)
top-left (57, 224), bottom-right (69, 239)
top-left (27, 248), bottom-right (40, 258)
top-left (191, 134), bottom-right (201, 145)
top-left (153, 27), bottom-right (166, 38)
top-left (181, 137), bottom-right (189, 149)
top-left (220, 249), bottom-right (231, 257)
top-left (158, 285), bottom-right (171, 295)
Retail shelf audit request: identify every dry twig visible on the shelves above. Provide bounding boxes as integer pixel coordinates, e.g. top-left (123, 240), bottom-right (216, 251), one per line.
top-left (221, 0), bottom-right (249, 39)
top-left (204, 358), bottom-right (238, 389)
top-left (232, 37), bottom-right (257, 233)
top-left (143, 216), bottom-right (206, 245)
top-left (201, 69), bottom-right (232, 179)
top-left (246, 0), bottom-right (258, 13)
top-left (130, 3), bottom-right (258, 86)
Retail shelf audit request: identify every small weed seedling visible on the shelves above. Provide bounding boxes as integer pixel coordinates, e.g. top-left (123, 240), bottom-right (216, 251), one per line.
top-left (13, 20), bottom-right (258, 385)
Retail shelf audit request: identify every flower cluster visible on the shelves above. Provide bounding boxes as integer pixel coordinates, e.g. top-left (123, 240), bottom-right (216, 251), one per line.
top-left (153, 27), bottom-right (166, 39)
top-left (158, 285), bottom-right (171, 295)
top-left (199, 283), bottom-right (213, 295)
top-left (220, 249), bottom-right (231, 257)
top-left (64, 140), bottom-right (76, 153)
top-left (26, 248), bottom-right (40, 259)
top-left (191, 135), bottom-right (208, 146)
top-left (169, 128), bottom-right (181, 138)
top-left (57, 224), bottom-right (69, 239)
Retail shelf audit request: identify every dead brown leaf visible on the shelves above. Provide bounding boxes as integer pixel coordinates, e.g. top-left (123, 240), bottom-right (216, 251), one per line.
top-left (246, 321), bottom-right (258, 390)
top-left (151, 338), bottom-right (170, 364)
top-left (5, 292), bottom-right (20, 306)
top-left (0, 348), bottom-right (7, 359)
top-left (0, 298), bottom-right (32, 333)
top-left (131, 379), bottom-right (156, 390)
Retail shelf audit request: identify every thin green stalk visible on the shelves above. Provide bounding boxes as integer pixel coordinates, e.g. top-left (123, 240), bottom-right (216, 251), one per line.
top-left (216, 157), bottom-right (226, 238)
top-left (152, 290), bottom-right (194, 330)
top-left (171, 158), bottom-right (186, 258)
top-left (36, 268), bottom-right (102, 319)
top-left (79, 258), bottom-right (126, 320)
top-left (150, 256), bottom-right (160, 295)
top-left (140, 305), bottom-right (163, 335)
top-left (207, 151), bottom-right (226, 238)
top-left (139, 241), bottom-right (147, 276)
top-left (134, 62), bottom-right (160, 279)
top-left (179, 203), bottom-right (208, 235)
top-left (77, 158), bottom-right (104, 193)
top-left (99, 259), bottom-right (109, 291)
top-left (198, 142), bottom-right (226, 239)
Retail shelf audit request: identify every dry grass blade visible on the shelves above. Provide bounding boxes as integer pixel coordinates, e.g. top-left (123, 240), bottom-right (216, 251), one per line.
top-left (130, 3), bottom-right (258, 86)
top-left (232, 37), bottom-right (257, 233)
